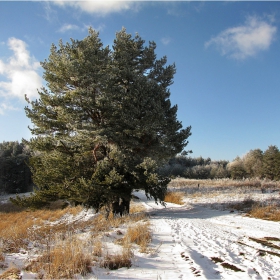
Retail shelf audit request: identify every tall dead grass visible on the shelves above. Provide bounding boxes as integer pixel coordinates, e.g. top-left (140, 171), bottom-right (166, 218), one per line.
top-left (119, 222), bottom-right (151, 253)
top-left (249, 205), bottom-right (280, 221)
top-left (0, 200), bottom-right (150, 278)
top-left (25, 238), bottom-right (92, 279)
top-left (101, 248), bottom-right (133, 270)
top-left (0, 205), bottom-right (84, 253)
top-left (164, 191), bottom-right (185, 205)
top-left (0, 266), bottom-right (21, 279)
top-left (169, 178), bottom-right (280, 189)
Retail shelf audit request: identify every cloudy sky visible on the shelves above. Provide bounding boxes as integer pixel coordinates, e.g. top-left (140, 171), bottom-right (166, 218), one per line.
top-left (0, 1), bottom-right (279, 161)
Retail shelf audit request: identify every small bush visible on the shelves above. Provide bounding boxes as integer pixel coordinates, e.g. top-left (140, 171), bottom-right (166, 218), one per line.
top-left (164, 191), bottom-right (184, 205)
top-left (230, 197), bottom-right (255, 211)
top-left (0, 202), bottom-right (25, 213)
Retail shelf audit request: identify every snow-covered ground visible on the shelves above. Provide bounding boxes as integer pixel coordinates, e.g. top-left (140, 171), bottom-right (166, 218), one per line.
top-left (1, 188), bottom-right (280, 280)
top-left (93, 190), bottom-right (280, 280)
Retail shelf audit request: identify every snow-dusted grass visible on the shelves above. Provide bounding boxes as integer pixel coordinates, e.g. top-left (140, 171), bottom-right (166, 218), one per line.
top-left (0, 200), bottom-right (151, 279)
top-left (25, 238), bottom-right (92, 279)
top-left (170, 178), bottom-right (280, 221)
top-left (169, 177), bottom-right (280, 189)
top-left (1, 179), bottom-right (280, 279)
top-left (0, 266), bottom-right (21, 279)
top-left (124, 222), bottom-right (151, 253)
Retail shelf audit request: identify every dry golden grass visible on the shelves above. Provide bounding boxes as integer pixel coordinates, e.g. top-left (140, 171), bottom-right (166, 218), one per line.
top-left (91, 211), bottom-right (149, 236)
top-left (164, 191), bottom-right (185, 205)
top-left (169, 178), bottom-right (280, 189)
top-left (0, 200), bottom-right (150, 277)
top-left (25, 238), bottom-right (92, 279)
top-left (130, 202), bottom-right (146, 214)
top-left (0, 266), bottom-right (21, 279)
top-left (0, 205), bottom-right (86, 253)
top-left (123, 222), bottom-right (151, 253)
top-left (92, 239), bottom-right (103, 257)
top-left (101, 248), bottom-right (133, 270)
top-left (249, 205), bottom-right (280, 221)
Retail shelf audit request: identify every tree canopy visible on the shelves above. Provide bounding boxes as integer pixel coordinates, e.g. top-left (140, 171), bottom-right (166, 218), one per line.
top-left (13, 28), bottom-right (191, 211)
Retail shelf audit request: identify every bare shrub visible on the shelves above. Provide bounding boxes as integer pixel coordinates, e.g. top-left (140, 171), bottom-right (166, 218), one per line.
top-left (230, 197), bottom-right (256, 211)
top-left (0, 202), bottom-right (25, 213)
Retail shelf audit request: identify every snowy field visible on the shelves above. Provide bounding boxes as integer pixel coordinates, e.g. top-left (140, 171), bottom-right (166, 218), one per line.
top-left (1, 184), bottom-right (280, 280)
top-left (95, 189), bottom-right (280, 280)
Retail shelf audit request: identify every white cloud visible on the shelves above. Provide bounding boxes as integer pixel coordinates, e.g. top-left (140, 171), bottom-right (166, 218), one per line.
top-left (53, 0), bottom-right (140, 16)
top-left (0, 102), bottom-right (20, 115)
top-left (161, 37), bottom-right (171, 46)
top-left (58, 23), bottom-right (80, 33)
top-left (0, 38), bottom-right (42, 108)
top-left (205, 16), bottom-right (277, 60)
top-left (42, 1), bottom-right (58, 22)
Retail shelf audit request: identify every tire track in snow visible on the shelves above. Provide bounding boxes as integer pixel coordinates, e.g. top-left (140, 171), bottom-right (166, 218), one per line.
top-left (150, 205), bottom-right (280, 280)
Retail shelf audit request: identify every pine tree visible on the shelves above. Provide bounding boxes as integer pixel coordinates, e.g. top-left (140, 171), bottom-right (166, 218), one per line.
top-left (12, 28), bottom-right (191, 212)
top-left (263, 145), bottom-right (280, 180)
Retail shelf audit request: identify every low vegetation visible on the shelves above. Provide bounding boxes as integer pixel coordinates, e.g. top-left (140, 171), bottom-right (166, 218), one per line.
top-left (1, 177), bottom-right (280, 278)
top-left (169, 178), bottom-right (280, 222)
top-left (0, 201), bottom-right (151, 279)
top-left (164, 191), bottom-right (185, 205)
top-left (249, 205), bottom-right (280, 221)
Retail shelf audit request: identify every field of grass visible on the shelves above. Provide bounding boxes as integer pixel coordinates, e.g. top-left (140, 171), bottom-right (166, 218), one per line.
top-left (0, 200), bottom-right (150, 279)
top-left (169, 178), bottom-right (280, 221)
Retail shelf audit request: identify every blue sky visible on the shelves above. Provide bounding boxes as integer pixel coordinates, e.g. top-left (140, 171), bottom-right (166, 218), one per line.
top-left (0, 1), bottom-right (279, 161)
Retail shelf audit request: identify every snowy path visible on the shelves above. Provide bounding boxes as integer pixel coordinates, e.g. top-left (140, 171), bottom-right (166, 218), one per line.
top-left (99, 191), bottom-right (280, 280)
top-left (149, 206), bottom-right (280, 280)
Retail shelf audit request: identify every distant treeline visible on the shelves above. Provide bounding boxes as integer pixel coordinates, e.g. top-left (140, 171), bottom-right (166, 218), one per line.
top-left (0, 141), bottom-right (32, 194)
top-left (159, 145), bottom-right (280, 181)
top-left (0, 141), bottom-right (279, 194)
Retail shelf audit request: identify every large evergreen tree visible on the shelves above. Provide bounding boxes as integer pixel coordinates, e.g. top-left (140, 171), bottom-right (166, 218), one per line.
top-left (13, 28), bottom-right (191, 212)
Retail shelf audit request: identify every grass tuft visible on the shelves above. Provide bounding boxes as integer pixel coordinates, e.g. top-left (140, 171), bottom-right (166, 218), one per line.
top-left (101, 249), bottom-right (133, 270)
top-left (164, 191), bottom-right (184, 205)
top-left (124, 222), bottom-right (151, 253)
top-left (248, 205), bottom-right (280, 221)
top-left (25, 239), bottom-right (92, 279)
